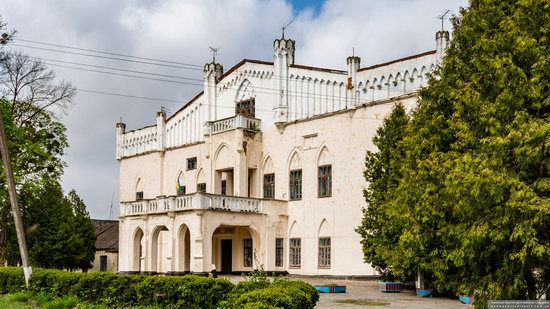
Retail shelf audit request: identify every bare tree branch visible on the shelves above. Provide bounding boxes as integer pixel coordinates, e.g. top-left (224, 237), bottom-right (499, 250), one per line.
top-left (0, 51), bottom-right (76, 126)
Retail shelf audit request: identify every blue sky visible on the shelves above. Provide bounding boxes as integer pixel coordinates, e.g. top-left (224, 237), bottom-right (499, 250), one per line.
top-left (289, 0), bottom-right (325, 16)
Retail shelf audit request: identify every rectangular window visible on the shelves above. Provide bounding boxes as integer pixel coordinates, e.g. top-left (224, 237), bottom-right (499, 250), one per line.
top-left (318, 165), bottom-right (332, 198)
top-left (275, 238), bottom-right (284, 267)
top-left (187, 157), bottom-right (197, 170)
top-left (136, 191), bottom-right (144, 201)
top-left (263, 173), bottom-right (275, 199)
top-left (318, 237), bottom-right (331, 268)
top-left (289, 169), bottom-right (302, 200)
top-left (289, 238), bottom-right (301, 268)
top-left (243, 239), bottom-right (253, 267)
top-left (100, 255), bottom-right (108, 272)
top-left (236, 98), bottom-right (255, 118)
top-left (197, 183), bottom-right (206, 193)
top-left (221, 180), bottom-right (227, 195)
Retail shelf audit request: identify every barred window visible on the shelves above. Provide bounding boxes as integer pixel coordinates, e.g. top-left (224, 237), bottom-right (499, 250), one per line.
top-left (275, 238), bottom-right (284, 267)
top-left (289, 169), bottom-right (302, 200)
top-left (263, 173), bottom-right (275, 199)
top-left (289, 238), bottom-right (301, 268)
top-left (187, 157), bottom-right (197, 170)
top-left (318, 237), bottom-right (331, 268)
top-left (136, 191), bottom-right (144, 201)
top-left (197, 183), bottom-right (206, 192)
top-left (236, 98), bottom-right (255, 118)
top-left (243, 239), bottom-right (253, 267)
top-left (318, 165), bottom-right (332, 198)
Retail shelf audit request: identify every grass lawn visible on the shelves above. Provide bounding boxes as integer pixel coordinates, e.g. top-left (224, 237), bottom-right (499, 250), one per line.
top-left (336, 298), bottom-right (391, 306)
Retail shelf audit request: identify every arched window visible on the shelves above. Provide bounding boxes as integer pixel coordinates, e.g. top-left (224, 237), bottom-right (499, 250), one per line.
top-left (235, 79), bottom-right (256, 117)
top-left (288, 152), bottom-right (302, 201)
top-left (317, 147), bottom-right (333, 198)
top-left (176, 172), bottom-right (186, 195)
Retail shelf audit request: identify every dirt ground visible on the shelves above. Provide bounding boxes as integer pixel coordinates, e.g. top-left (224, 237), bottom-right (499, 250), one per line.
top-left (221, 275), bottom-right (473, 309)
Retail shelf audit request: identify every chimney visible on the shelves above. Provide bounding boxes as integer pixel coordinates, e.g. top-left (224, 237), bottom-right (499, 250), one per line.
top-left (273, 38), bottom-right (295, 125)
top-left (116, 122), bottom-right (126, 160)
top-left (346, 56), bottom-right (361, 91)
top-left (436, 31), bottom-right (450, 63)
top-left (203, 62), bottom-right (224, 122)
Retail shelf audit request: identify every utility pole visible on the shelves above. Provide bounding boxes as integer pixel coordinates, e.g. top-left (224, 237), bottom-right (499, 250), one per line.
top-left (0, 110), bottom-right (32, 286)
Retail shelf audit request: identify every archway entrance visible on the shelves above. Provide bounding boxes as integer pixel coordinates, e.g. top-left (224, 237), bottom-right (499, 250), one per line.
top-left (177, 225), bottom-right (191, 273)
top-left (151, 225), bottom-right (170, 273)
top-left (212, 226), bottom-right (259, 274)
top-left (132, 228), bottom-right (144, 272)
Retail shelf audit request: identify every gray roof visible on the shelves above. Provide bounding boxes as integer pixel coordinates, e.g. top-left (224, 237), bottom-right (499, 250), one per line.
top-left (92, 219), bottom-right (119, 252)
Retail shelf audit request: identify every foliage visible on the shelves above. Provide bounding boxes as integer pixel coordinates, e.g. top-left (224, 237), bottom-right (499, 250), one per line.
top-left (358, 0), bottom-right (550, 305)
top-left (0, 267), bottom-right (319, 308)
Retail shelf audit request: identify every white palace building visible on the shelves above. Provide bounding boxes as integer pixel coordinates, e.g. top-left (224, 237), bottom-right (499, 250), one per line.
top-left (116, 31), bottom-right (449, 276)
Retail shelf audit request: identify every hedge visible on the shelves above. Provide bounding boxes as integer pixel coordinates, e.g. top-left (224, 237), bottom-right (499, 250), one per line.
top-left (0, 267), bottom-right (319, 308)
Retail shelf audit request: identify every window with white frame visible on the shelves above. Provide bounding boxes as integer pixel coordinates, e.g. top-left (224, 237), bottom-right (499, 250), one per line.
top-left (318, 237), bottom-right (331, 268)
top-left (289, 238), bottom-right (301, 268)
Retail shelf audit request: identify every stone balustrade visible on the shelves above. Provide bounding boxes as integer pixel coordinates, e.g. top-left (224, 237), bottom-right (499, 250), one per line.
top-left (205, 114), bottom-right (261, 135)
top-left (120, 192), bottom-right (264, 216)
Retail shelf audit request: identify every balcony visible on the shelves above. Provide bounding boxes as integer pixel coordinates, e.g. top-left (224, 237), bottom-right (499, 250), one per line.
top-left (205, 114), bottom-right (261, 135)
top-left (120, 192), bottom-right (280, 217)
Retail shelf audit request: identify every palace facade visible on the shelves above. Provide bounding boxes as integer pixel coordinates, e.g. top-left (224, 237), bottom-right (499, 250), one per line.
top-left (116, 31), bottom-right (449, 276)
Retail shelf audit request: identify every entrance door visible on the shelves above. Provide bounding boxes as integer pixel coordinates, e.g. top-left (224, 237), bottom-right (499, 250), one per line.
top-left (221, 239), bottom-right (232, 274)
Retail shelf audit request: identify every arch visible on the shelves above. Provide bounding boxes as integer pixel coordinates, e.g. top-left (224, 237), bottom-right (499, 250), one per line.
top-left (317, 145), bottom-right (334, 166)
top-left (177, 224), bottom-right (191, 272)
top-left (262, 155), bottom-right (275, 174)
top-left (196, 168), bottom-right (206, 186)
top-left (289, 221), bottom-right (301, 238)
top-left (214, 143), bottom-right (233, 170)
top-left (135, 177), bottom-right (143, 198)
top-left (287, 149), bottom-right (302, 171)
top-left (235, 79), bottom-right (255, 102)
top-left (318, 219), bottom-right (330, 237)
top-left (150, 225), bottom-right (170, 273)
top-left (132, 227), bottom-right (144, 272)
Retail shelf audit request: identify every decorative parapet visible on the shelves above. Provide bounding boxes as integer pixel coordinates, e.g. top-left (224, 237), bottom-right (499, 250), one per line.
top-left (120, 192), bottom-right (266, 217)
top-left (204, 114), bottom-right (261, 135)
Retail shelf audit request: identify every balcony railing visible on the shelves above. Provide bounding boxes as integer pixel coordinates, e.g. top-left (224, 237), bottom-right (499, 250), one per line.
top-left (120, 192), bottom-right (263, 216)
top-left (205, 114), bottom-right (261, 135)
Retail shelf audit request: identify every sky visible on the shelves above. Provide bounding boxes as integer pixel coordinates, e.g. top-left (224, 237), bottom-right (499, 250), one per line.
top-left (0, 0), bottom-right (469, 219)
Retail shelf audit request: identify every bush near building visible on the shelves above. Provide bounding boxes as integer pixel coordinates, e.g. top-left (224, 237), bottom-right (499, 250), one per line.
top-left (0, 267), bottom-right (319, 308)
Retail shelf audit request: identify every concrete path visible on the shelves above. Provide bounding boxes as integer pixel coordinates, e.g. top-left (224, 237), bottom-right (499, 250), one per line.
top-left (220, 275), bottom-right (472, 308)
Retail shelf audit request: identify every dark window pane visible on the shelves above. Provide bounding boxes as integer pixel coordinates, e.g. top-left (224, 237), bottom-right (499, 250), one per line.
top-left (236, 98), bottom-right (256, 118)
top-left (100, 255), bottom-right (108, 272)
top-left (136, 191), bottom-right (144, 201)
top-left (243, 239), bottom-right (253, 267)
top-left (263, 173), bottom-right (275, 199)
top-left (289, 169), bottom-right (302, 200)
top-left (275, 238), bottom-right (283, 267)
top-left (318, 165), bottom-right (332, 198)
top-left (187, 157), bottom-right (197, 170)
top-left (197, 183), bottom-right (206, 192)
top-left (318, 237), bottom-right (331, 268)
top-left (289, 238), bottom-right (301, 268)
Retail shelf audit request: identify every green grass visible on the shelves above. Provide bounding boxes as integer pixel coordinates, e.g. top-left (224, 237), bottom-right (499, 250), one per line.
top-left (336, 299), bottom-right (391, 306)
top-left (0, 293), bottom-right (37, 308)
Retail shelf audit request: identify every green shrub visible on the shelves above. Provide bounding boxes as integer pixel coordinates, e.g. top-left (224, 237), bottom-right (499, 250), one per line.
top-left (0, 267), bottom-right (316, 308)
top-left (232, 286), bottom-right (312, 309)
top-left (0, 267), bottom-right (25, 294)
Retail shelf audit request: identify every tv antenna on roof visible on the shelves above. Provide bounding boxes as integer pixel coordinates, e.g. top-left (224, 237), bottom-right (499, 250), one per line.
top-left (209, 46), bottom-right (220, 63)
top-left (282, 18), bottom-right (295, 39)
top-left (437, 9), bottom-right (452, 31)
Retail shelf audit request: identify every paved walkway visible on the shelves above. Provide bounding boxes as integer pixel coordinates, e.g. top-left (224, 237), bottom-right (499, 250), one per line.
top-left (302, 278), bottom-right (471, 309)
top-left (221, 275), bottom-right (472, 309)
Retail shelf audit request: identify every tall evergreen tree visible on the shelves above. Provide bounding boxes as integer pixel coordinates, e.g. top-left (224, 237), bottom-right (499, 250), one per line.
top-left (359, 0), bottom-right (550, 303)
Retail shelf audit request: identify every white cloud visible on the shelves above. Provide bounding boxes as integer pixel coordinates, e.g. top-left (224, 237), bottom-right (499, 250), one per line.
top-left (0, 0), bottom-right (468, 218)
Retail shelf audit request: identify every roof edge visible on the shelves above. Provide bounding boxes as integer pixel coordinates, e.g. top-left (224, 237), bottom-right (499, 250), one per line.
top-left (358, 50), bottom-right (436, 72)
